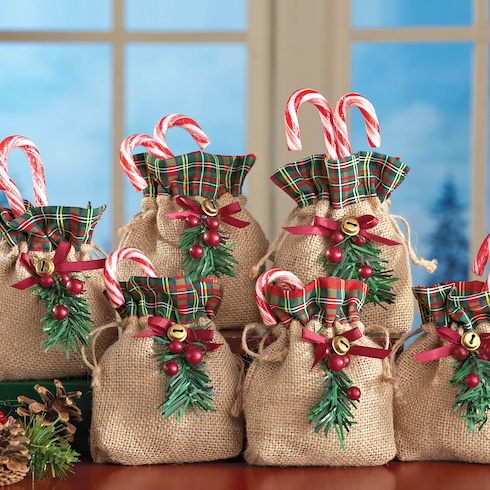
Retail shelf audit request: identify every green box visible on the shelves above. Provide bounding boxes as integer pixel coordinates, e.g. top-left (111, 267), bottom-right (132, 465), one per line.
top-left (0, 377), bottom-right (92, 457)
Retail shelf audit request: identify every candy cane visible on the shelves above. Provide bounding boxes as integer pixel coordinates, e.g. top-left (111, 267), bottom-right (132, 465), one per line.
top-left (284, 88), bottom-right (338, 159)
top-left (255, 268), bottom-right (304, 325)
top-left (153, 114), bottom-right (210, 156)
top-left (0, 135), bottom-right (47, 216)
top-left (333, 92), bottom-right (381, 158)
top-left (120, 134), bottom-right (174, 192)
top-left (104, 247), bottom-right (158, 309)
top-left (472, 234), bottom-right (490, 291)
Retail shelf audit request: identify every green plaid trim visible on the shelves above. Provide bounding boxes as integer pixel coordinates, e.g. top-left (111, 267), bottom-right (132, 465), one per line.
top-left (0, 204), bottom-right (106, 251)
top-left (266, 277), bottom-right (367, 326)
top-left (447, 281), bottom-right (490, 329)
top-left (133, 151), bottom-right (254, 198)
top-left (117, 276), bottom-right (224, 321)
top-left (270, 151), bottom-right (409, 209)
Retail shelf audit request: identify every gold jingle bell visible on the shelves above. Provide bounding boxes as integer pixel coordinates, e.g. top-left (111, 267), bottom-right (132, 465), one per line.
top-left (35, 258), bottom-right (55, 276)
top-left (340, 217), bottom-right (361, 236)
top-left (201, 198), bottom-right (219, 217)
top-left (332, 335), bottom-right (351, 355)
top-left (461, 331), bottom-right (481, 351)
top-left (167, 324), bottom-right (187, 342)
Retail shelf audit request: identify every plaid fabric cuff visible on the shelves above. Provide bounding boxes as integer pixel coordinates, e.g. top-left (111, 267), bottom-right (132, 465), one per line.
top-left (117, 276), bottom-right (224, 321)
top-left (133, 151), bottom-right (255, 198)
top-left (0, 203), bottom-right (106, 251)
top-left (265, 276), bottom-right (368, 326)
top-left (270, 151), bottom-right (409, 209)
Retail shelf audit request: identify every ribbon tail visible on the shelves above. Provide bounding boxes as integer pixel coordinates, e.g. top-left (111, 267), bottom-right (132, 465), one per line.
top-left (284, 225), bottom-right (331, 236)
top-left (220, 214), bottom-right (250, 228)
top-left (413, 344), bottom-right (454, 363)
top-left (11, 277), bottom-right (38, 290)
top-left (56, 258), bottom-right (106, 273)
top-left (349, 345), bottom-right (391, 359)
top-left (360, 230), bottom-right (400, 247)
top-left (133, 330), bottom-right (155, 339)
top-left (205, 342), bottom-right (222, 352)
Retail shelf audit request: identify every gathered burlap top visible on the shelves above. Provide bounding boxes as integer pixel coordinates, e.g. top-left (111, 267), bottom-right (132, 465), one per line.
top-left (90, 316), bottom-right (244, 465)
top-left (243, 319), bottom-right (395, 467)
top-left (394, 321), bottom-right (490, 463)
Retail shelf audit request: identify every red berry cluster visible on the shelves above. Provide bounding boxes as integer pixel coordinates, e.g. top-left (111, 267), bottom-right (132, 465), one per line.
top-left (452, 343), bottom-right (490, 388)
top-left (323, 346), bottom-right (361, 401)
top-left (39, 272), bottom-right (84, 321)
top-left (186, 214), bottom-right (221, 259)
top-left (163, 339), bottom-right (204, 377)
top-left (0, 410), bottom-right (8, 425)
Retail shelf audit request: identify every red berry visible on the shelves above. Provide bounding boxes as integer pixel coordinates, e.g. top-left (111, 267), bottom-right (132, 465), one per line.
top-left (343, 354), bottom-right (351, 368)
top-left (206, 216), bottom-right (220, 230)
top-left (0, 411), bottom-right (8, 425)
top-left (185, 343), bottom-right (198, 352)
top-left (168, 340), bottom-right (184, 354)
top-left (66, 278), bottom-right (84, 295)
top-left (347, 386), bottom-right (361, 401)
top-left (52, 305), bottom-right (69, 320)
top-left (353, 235), bottom-right (367, 246)
top-left (358, 264), bottom-right (373, 279)
top-left (464, 373), bottom-right (480, 388)
top-left (189, 244), bottom-right (204, 259)
top-left (327, 354), bottom-right (345, 372)
top-left (39, 274), bottom-right (55, 288)
top-left (185, 348), bottom-right (203, 365)
top-left (479, 354), bottom-right (488, 361)
top-left (330, 230), bottom-right (345, 244)
top-left (325, 247), bottom-right (343, 264)
top-left (163, 361), bottom-right (179, 376)
top-left (59, 273), bottom-right (71, 286)
top-left (203, 230), bottom-right (221, 247)
top-left (185, 215), bottom-right (200, 228)
top-left (452, 345), bottom-right (470, 361)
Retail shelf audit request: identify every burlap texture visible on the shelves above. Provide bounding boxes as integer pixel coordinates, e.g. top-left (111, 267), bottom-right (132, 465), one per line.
top-left (0, 241), bottom-right (115, 381)
top-left (273, 197), bottom-right (413, 334)
top-left (394, 321), bottom-right (490, 463)
top-left (90, 316), bottom-right (244, 465)
top-left (118, 193), bottom-right (268, 330)
top-left (243, 319), bottom-right (395, 466)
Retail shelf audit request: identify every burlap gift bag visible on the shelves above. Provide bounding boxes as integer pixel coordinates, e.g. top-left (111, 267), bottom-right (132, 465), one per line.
top-left (89, 248), bottom-right (244, 465)
top-left (394, 278), bottom-right (490, 463)
top-left (261, 90), bottom-right (436, 336)
top-left (117, 114), bottom-right (268, 330)
top-left (242, 271), bottom-right (395, 466)
top-left (0, 135), bottom-right (114, 381)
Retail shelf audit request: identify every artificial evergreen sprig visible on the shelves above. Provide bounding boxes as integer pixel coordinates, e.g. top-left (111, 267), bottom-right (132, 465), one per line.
top-left (309, 364), bottom-right (358, 449)
top-left (450, 353), bottom-right (490, 433)
top-left (321, 238), bottom-right (397, 306)
top-left (32, 274), bottom-right (92, 359)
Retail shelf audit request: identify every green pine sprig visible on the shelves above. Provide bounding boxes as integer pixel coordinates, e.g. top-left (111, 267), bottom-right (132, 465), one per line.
top-left (309, 364), bottom-right (358, 449)
top-left (33, 275), bottom-right (93, 359)
top-left (179, 222), bottom-right (237, 280)
top-left (450, 353), bottom-right (490, 433)
top-left (321, 238), bottom-right (398, 306)
top-left (21, 414), bottom-right (79, 481)
top-left (152, 323), bottom-right (217, 421)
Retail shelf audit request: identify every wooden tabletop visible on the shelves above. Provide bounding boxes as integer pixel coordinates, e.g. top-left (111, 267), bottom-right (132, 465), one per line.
top-left (11, 458), bottom-right (490, 490)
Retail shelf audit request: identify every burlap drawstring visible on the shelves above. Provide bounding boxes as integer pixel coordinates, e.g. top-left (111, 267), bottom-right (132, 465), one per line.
top-left (249, 207), bottom-right (298, 278)
top-left (241, 323), bottom-right (288, 362)
top-left (364, 323), bottom-right (393, 382)
top-left (118, 210), bottom-right (145, 238)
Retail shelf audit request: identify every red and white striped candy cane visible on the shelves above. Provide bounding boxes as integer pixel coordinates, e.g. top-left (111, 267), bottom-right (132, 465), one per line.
top-left (104, 247), bottom-right (158, 309)
top-left (284, 88), bottom-right (338, 159)
top-left (0, 135), bottom-right (47, 216)
top-left (255, 268), bottom-right (304, 326)
top-left (120, 134), bottom-right (174, 192)
top-left (153, 114), bottom-right (210, 156)
top-left (472, 234), bottom-right (490, 291)
top-left (333, 92), bottom-right (381, 158)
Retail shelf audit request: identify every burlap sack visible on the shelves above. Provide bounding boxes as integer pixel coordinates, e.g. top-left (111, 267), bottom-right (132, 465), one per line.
top-left (395, 281), bottom-right (490, 463)
top-left (271, 151), bottom-right (435, 335)
top-left (243, 276), bottom-right (395, 466)
top-left (0, 204), bottom-right (115, 381)
top-left (118, 151), bottom-right (268, 330)
top-left (90, 275), bottom-right (244, 465)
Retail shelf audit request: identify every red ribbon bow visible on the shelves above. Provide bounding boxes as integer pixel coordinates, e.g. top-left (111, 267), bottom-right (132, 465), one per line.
top-left (165, 195), bottom-right (250, 229)
top-left (413, 327), bottom-right (490, 363)
top-left (12, 241), bottom-right (106, 290)
top-left (285, 215), bottom-right (400, 247)
top-left (134, 316), bottom-right (222, 352)
top-left (301, 326), bottom-right (391, 369)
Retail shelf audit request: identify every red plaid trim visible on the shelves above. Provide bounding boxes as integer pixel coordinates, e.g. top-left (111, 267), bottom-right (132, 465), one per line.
top-left (266, 276), bottom-right (368, 326)
top-left (413, 283), bottom-right (455, 326)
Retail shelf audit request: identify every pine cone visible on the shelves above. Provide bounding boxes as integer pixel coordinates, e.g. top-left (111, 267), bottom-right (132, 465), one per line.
top-left (17, 379), bottom-right (82, 443)
top-left (0, 415), bottom-right (30, 487)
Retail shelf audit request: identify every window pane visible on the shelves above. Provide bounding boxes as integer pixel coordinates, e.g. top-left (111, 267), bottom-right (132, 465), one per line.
top-left (0, 43), bottom-right (112, 251)
top-left (0, 0), bottom-right (111, 31)
top-left (352, 0), bottom-right (472, 28)
top-left (125, 0), bottom-right (247, 31)
top-left (124, 43), bottom-right (247, 220)
top-left (352, 42), bottom-right (472, 288)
